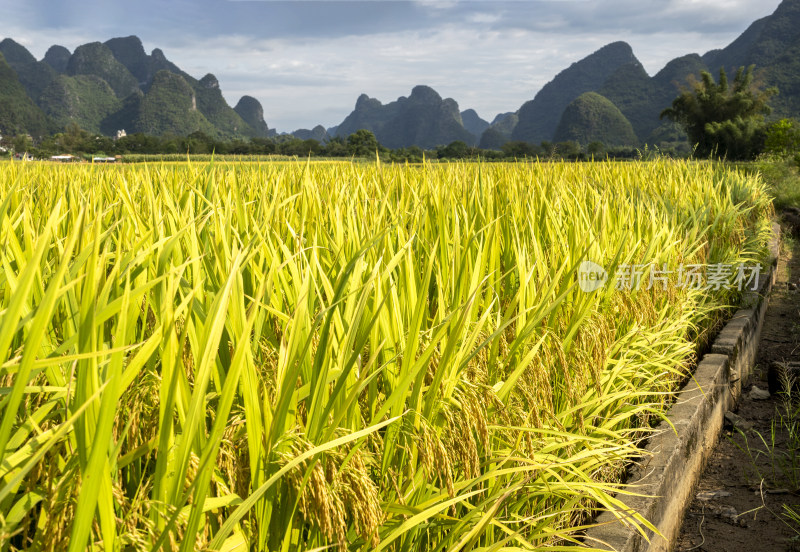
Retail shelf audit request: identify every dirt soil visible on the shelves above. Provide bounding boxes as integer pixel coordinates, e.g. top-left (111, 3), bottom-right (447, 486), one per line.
top-left (675, 224), bottom-right (800, 552)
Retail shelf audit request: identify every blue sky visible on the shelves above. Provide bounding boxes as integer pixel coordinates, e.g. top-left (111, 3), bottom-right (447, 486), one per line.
top-left (0, 0), bottom-right (782, 131)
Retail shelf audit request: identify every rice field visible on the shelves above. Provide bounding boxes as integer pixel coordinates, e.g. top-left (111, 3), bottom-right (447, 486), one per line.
top-left (0, 159), bottom-right (773, 551)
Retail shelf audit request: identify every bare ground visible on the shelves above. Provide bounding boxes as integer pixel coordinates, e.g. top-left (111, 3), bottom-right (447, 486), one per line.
top-left (675, 222), bottom-right (800, 552)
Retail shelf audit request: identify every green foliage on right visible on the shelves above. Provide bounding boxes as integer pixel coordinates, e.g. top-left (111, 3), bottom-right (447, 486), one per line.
top-left (744, 156), bottom-right (800, 210)
top-left (765, 118), bottom-right (800, 157)
top-left (703, 0), bottom-right (800, 121)
top-left (661, 66), bottom-right (777, 159)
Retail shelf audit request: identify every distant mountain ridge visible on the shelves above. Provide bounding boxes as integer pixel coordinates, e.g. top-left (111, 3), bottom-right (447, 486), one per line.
top-left (702, 0), bottom-right (800, 119)
top-left (334, 0), bottom-right (800, 150)
top-left (460, 109), bottom-right (489, 142)
top-left (235, 95), bottom-right (274, 137)
top-left (2, 0), bottom-right (800, 150)
top-left (503, 42), bottom-right (714, 149)
top-left (334, 85), bottom-right (475, 149)
top-left (512, 41), bottom-right (638, 144)
top-left (290, 125), bottom-right (329, 142)
top-left (496, 0), bottom-right (800, 149)
top-left (0, 35), bottom-right (271, 139)
top-left (0, 52), bottom-right (52, 137)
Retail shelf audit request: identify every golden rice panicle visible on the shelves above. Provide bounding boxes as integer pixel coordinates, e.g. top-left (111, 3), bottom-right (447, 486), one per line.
top-left (0, 159), bottom-right (771, 551)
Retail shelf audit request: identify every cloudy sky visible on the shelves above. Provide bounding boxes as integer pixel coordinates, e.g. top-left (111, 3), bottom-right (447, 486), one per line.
top-left (0, 0), bottom-right (782, 132)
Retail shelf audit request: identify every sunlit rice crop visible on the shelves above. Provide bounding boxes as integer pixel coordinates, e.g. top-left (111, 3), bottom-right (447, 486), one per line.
top-left (0, 159), bottom-right (772, 551)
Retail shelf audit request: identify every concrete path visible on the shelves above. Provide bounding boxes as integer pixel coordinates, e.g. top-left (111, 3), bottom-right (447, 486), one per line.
top-left (675, 229), bottom-right (800, 552)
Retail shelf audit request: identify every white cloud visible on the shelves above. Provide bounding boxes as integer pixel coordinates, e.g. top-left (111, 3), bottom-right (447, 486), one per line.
top-left (0, 0), bottom-right (783, 131)
top-left (166, 22), bottom-right (758, 131)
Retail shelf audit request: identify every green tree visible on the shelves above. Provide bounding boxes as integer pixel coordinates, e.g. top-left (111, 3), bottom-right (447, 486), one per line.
top-left (322, 136), bottom-right (349, 157)
top-left (181, 131), bottom-right (213, 154)
top-left (660, 65), bottom-right (776, 160)
top-left (249, 137), bottom-right (277, 155)
top-left (501, 141), bottom-right (540, 159)
top-left (347, 129), bottom-right (380, 157)
top-left (437, 141), bottom-right (470, 159)
top-left (552, 141), bottom-right (581, 159)
top-left (390, 145), bottom-right (424, 163)
top-left (50, 122), bottom-right (92, 153)
top-left (160, 137), bottom-right (180, 154)
top-left (764, 118), bottom-right (800, 157)
top-left (587, 141), bottom-right (606, 156)
top-left (83, 135), bottom-right (115, 154)
top-left (116, 132), bottom-right (162, 154)
top-left (11, 134), bottom-right (32, 154)
top-left (227, 139), bottom-right (252, 155)
top-left (278, 138), bottom-right (320, 157)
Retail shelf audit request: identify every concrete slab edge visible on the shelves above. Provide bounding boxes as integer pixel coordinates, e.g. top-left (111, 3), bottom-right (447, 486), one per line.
top-left (583, 222), bottom-right (781, 552)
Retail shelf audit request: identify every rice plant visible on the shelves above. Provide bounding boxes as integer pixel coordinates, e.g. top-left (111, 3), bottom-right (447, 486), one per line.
top-left (0, 159), bottom-right (772, 551)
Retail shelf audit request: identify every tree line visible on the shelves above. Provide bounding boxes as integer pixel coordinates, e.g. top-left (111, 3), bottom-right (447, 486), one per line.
top-left (3, 66), bottom-right (800, 164)
top-left (0, 125), bottom-right (646, 162)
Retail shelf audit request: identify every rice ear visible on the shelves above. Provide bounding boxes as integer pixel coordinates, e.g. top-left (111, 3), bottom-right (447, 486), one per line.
top-left (0, 159), bottom-right (771, 551)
